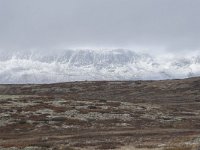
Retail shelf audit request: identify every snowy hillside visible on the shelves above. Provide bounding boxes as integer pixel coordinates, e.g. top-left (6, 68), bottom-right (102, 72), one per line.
top-left (0, 49), bottom-right (200, 84)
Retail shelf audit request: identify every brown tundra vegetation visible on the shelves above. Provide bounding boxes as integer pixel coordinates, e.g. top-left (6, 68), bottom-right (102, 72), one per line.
top-left (0, 77), bottom-right (200, 150)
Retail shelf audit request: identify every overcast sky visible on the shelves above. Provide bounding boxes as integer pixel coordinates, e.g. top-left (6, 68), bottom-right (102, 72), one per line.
top-left (0, 0), bottom-right (200, 54)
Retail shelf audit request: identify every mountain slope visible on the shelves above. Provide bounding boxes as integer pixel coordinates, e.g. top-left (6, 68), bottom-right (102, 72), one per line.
top-left (0, 49), bottom-right (200, 83)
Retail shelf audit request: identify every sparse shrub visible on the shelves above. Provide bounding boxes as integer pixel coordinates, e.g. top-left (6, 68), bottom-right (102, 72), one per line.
top-left (19, 119), bottom-right (27, 124)
top-left (88, 105), bottom-right (97, 109)
top-left (135, 81), bottom-right (142, 85)
top-left (164, 145), bottom-right (193, 150)
top-left (97, 143), bottom-right (117, 149)
top-left (99, 99), bottom-right (107, 103)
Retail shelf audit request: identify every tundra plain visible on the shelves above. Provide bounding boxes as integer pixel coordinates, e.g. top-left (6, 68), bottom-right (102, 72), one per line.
top-left (0, 78), bottom-right (200, 149)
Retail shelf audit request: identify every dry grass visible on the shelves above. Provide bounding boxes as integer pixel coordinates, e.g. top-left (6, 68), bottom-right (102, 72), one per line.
top-left (164, 145), bottom-right (200, 150)
top-left (1, 78), bottom-right (200, 149)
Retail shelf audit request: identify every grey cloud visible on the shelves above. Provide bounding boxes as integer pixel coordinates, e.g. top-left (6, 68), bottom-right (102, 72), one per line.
top-left (0, 0), bottom-right (200, 53)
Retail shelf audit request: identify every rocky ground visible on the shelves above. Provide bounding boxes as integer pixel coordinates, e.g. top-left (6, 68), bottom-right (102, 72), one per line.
top-left (0, 77), bottom-right (200, 150)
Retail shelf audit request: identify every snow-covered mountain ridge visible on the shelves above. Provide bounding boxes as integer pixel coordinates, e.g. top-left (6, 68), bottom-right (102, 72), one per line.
top-left (0, 49), bottom-right (200, 83)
